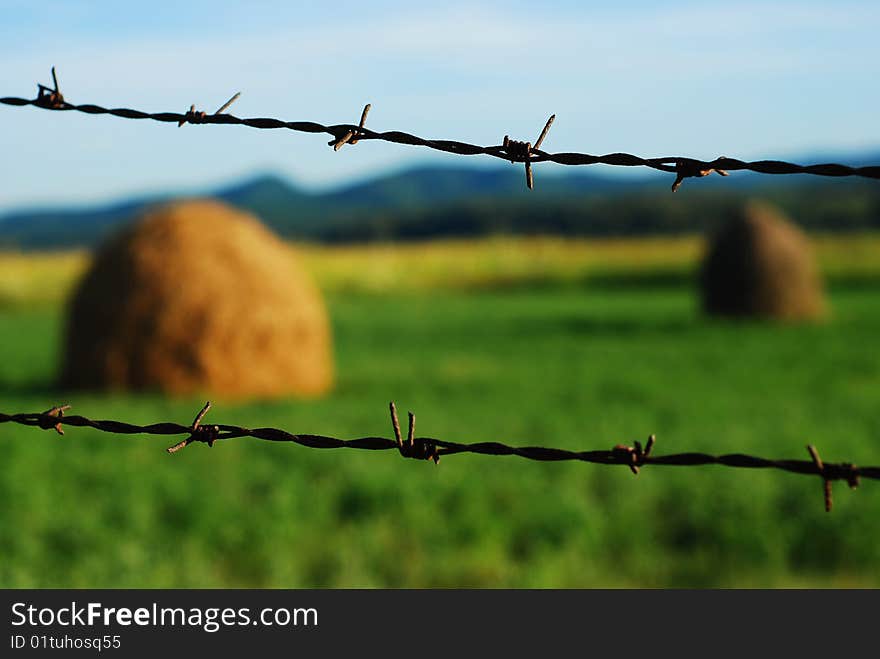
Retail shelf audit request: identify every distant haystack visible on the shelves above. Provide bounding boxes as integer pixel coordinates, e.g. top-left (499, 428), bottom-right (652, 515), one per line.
top-left (700, 201), bottom-right (826, 320)
top-left (61, 199), bottom-right (333, 398)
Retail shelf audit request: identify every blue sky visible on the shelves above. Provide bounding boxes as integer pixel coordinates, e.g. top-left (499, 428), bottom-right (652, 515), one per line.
top-left (1, 0), bottom-right (878, 211)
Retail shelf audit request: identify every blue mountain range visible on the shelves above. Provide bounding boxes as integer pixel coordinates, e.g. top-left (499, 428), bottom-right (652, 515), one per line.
top-left (2, 155), bottom-right (879, 249)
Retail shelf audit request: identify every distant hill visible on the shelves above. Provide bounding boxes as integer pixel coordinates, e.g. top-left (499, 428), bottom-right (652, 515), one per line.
top-left (0, 166), bottom-right (653, 248)
top-left (1, 157), bottom-right (879, 249)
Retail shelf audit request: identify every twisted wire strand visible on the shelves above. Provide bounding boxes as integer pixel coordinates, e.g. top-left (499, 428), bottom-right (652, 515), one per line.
top-left (2, 403), bottom-right (877, 511)
top-left (3, 95), bottom-right (880, 188)
top-left (2, 78), bottom-right (878, 514)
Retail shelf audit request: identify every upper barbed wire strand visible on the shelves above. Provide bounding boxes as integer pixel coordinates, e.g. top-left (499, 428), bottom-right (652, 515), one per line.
top-left (3, 95), bottom-right (880, 188)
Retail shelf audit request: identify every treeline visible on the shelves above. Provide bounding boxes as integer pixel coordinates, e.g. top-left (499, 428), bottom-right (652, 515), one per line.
top-left (308, 181), bottom-right (880, 243)
top-left (3, 175), bottom-right (879, 250)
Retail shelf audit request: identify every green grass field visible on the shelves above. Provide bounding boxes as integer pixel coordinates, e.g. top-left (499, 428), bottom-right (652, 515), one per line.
top-left (1, 237), bottom-right (879, 587)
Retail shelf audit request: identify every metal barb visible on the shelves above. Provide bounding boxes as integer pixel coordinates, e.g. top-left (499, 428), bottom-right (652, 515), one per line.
top-left (502, 114), bottom-right (555, 190)
top-left (390, 401), bottom-right (403, 448)
top-left (39, 404), bottom-right (71, 436)
top-left (613, 434), bottom-right (656, 476)
top-left (534, 114), bottom-right (555, 150)
top-left (166, 438), bottom-right (190, 454)
top-left (178, 104), bottom-right (207, 128)
top-left (333, 130), bottom-right (355, 151)
top-left (192, 401), bottom-right (212, 428)
top-left (349, 103), bottom-right (371, 145)
top-left (671, 158), bottom-right (729, 192)
top-left (167, 401), bottom-right (218, 453)
top-left (807, 444), bottom-right (833, 512)
top-left (36, 66), bottom-right (65, 108)
top-left (331, 103), bottom-right (371, 150)
top-left (389, 402), bottom-right (439, 463)
top-left (215, 92), bottom-right (241, 115)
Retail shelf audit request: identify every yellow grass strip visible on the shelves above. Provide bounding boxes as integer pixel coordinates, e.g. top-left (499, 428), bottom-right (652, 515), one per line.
top-left (2, 233), bottom-right (879, 306)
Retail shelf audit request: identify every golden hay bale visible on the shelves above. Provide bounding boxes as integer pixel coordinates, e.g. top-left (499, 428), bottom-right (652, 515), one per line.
top-left (60, 199), bottom-right (333, 398)
top-left (700, 200), bottom-right (826, 320)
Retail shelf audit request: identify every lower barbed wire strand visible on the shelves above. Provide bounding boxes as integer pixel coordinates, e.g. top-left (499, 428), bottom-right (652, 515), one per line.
top-left (2, 410), bottom-right (878, 483)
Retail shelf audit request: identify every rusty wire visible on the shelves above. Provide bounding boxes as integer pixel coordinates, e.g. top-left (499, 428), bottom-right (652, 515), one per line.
top-left (2, 69), bottom-right (879, 514)
top-left (3, 68), bottom-right (880, 190)
top-left (2, 402), bottom-right (878, 512)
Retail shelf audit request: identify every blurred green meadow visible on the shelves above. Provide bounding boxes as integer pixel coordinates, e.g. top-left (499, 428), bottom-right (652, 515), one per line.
top-left (1, 235), bottom-right (879, 588)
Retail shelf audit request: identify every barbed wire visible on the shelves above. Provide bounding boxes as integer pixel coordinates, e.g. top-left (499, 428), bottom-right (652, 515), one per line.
top-left (2, 402), bottom-right (878, 512)
top-left (2, 67), bottom-right (880, 191)
top-left (2, 69), bottom-right (879, 514)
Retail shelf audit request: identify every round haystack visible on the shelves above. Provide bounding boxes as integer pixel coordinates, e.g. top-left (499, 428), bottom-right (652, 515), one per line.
top-left (700, 201), bottom-right (826, 320)
top-left (60, 199), bottom-right (333, 398)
